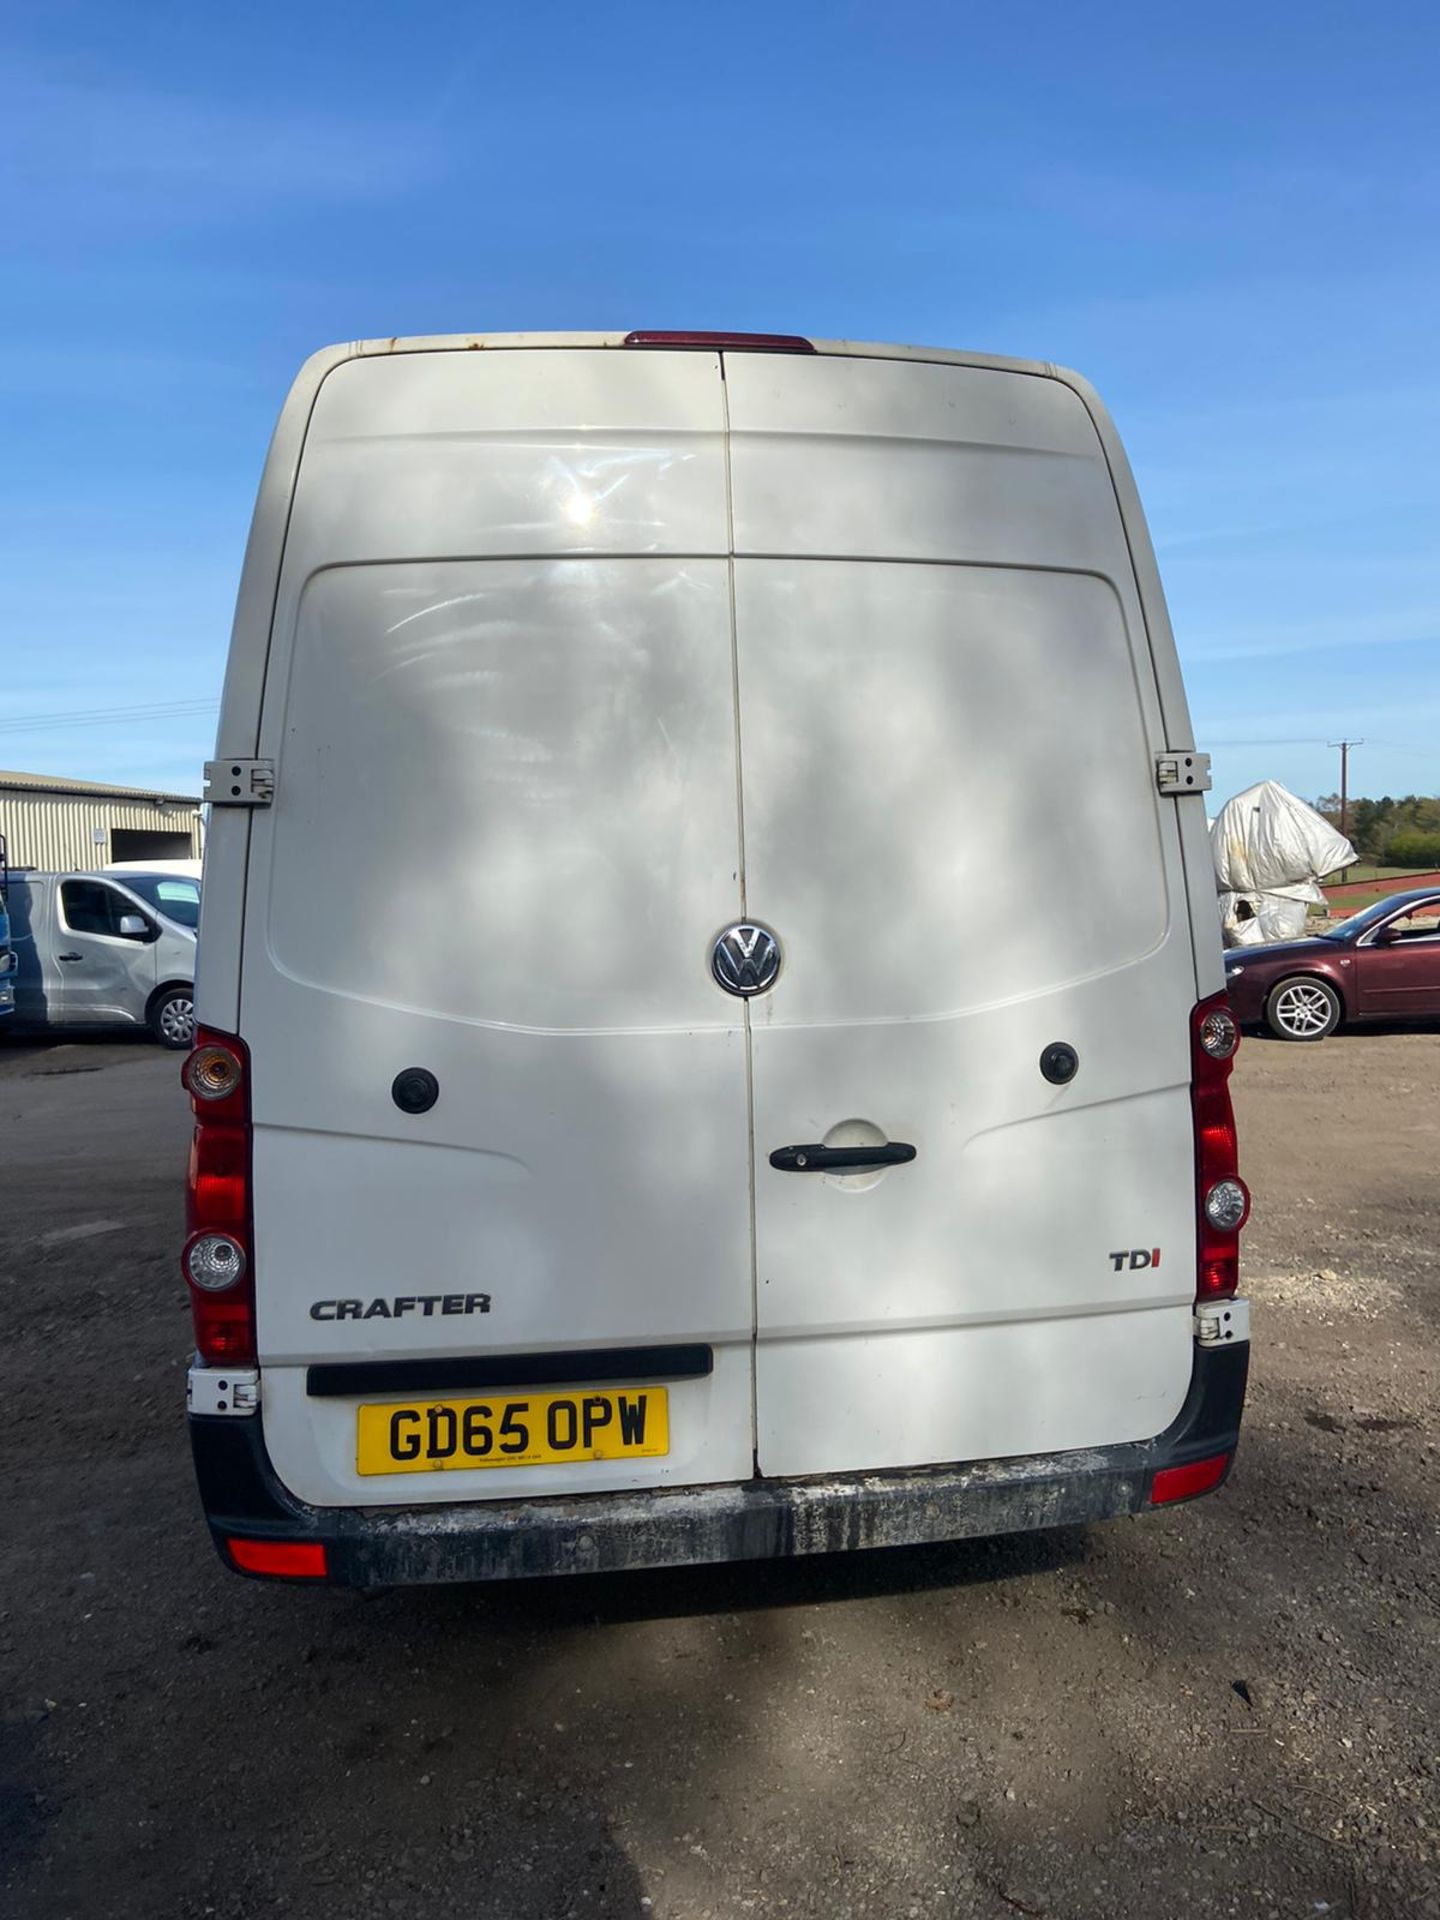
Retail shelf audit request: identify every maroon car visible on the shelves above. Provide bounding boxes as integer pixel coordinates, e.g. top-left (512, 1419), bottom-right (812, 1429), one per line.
top-left (1224, 888), bottom-right (1440, 1040)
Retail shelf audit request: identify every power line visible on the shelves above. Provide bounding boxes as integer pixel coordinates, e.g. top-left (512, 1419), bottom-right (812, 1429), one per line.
top-left (0, 698), bottom-right (218, 736)
top-left (1204, 734), bottom-right (1440, 766)
top-left (0, 697), bottom-right (217, 727)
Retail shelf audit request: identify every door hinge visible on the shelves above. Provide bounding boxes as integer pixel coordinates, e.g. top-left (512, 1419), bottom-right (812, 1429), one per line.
top-left (1194, 1298), bottom-right (1250, 1347)
top-left (188, 1365), bottom-right (260, 1416)
top-left (204, 758), bottom-right (275, 807)
top-left (1155, 750), bottom-right (1211, 796)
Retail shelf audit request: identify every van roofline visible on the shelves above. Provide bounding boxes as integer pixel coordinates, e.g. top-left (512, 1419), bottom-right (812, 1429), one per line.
top-left (303, 332), bottom-right (1070, 384)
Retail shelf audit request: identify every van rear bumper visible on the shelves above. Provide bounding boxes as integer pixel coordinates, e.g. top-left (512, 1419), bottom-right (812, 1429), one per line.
top-left (191, 1340), bottom-right (1248, 1587)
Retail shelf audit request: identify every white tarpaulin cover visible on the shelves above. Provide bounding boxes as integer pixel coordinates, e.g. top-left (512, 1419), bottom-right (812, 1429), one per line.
top-left (1211, 781), bottom-right (1357, 947)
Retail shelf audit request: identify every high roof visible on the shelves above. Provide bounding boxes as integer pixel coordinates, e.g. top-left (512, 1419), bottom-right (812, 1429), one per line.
top-left (0, 769), bottom-right (201, 804)
top-left (310, 331), bottom-right (1057, 380)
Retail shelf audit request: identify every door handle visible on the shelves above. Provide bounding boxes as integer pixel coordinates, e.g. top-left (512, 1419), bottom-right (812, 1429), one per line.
top-left (769, 1142), bottom-right (917, 1173)
top-left (57, 952), bottom-right (84, 962)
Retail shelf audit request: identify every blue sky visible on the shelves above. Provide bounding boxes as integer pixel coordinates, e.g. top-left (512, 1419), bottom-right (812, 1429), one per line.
top-left (3, 0), bottom-right (1437, 809)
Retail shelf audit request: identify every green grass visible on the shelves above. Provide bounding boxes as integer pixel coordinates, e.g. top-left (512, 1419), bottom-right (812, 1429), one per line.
top-left (1310, 894), bottom-right (1381, 917)
top-left (1325, 862), bottom-right (1437, 885)
top-left (1310, 872), bottom-right (1440, 917)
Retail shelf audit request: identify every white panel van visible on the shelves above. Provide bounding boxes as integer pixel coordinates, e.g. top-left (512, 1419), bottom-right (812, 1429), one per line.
top-left (184, 332), bottom-right (1250, 1586)
top-left (7, 869), bottom-right (198, 1046)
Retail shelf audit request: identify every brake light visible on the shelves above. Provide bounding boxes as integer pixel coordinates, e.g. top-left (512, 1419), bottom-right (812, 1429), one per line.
top-left (182, 1025), bottom-right (255, 1365)
top-left (1191, 992), bottom-right (1249, 1301)
top-left (623, 330), bottom-right (816, 353)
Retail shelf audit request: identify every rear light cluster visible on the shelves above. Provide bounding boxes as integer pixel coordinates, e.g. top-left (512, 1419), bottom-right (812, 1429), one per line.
top-left (1191, 992), bottom-right (1249, 1301)
top-left (182, 1027), bottom-right (255, 1366)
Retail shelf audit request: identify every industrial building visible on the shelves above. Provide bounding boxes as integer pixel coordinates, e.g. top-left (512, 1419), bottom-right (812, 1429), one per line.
top-left (0, 770), bottom-right (203, 872)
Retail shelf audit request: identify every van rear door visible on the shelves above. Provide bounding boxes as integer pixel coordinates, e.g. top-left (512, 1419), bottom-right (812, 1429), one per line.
top-left (240, 348), bottom-right (755, 1507)
top-left (724, 353), bottom-right (1200, 1477)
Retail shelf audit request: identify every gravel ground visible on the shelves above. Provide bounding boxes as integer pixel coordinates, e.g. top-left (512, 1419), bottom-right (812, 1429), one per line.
top-left (2, 1024), bottom-right (1437, 1920)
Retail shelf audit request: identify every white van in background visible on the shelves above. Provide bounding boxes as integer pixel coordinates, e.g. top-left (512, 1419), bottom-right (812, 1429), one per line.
top-left (7, 868), bottom-right (198, 1047)
top-left (107, 859), bottom-right (204, 882)
top-left (185, 332), bottom-right (1250, 1586)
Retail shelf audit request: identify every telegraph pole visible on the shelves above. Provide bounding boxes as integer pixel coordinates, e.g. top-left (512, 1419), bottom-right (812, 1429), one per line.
top-left (1328, 739), bottom-right (1363, 839)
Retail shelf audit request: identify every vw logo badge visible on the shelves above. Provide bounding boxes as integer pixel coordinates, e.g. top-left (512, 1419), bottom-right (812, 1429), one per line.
top-left (712, 922), bottom-right (782, 998)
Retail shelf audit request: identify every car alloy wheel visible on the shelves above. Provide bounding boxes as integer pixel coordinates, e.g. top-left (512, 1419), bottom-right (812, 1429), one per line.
top-left (1267, 976), bottom-right (1340, 1042)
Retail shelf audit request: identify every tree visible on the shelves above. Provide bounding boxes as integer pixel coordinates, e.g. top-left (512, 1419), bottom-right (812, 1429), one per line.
top-left (1385, 828), bottom-right (1440, 867)
top-left (1312, 793), bottom-right (1440, 865)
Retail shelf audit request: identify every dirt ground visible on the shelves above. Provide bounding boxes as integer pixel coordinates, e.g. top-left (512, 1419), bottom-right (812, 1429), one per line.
top-left (2, 1023), bottom-right (1438, 1920)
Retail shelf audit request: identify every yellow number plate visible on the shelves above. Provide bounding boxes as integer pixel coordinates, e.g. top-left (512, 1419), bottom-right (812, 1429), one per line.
top-left (356, 1386), bottom-right (669, 1476)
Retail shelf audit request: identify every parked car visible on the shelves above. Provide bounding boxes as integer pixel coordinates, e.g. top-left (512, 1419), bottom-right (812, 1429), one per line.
top-left (4, 869), bottom-right (198, 1047)
top-left (1224, 888), bottom-right (1440, 1040)
top-left (186, 330), bottom-right (1250, 1588)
